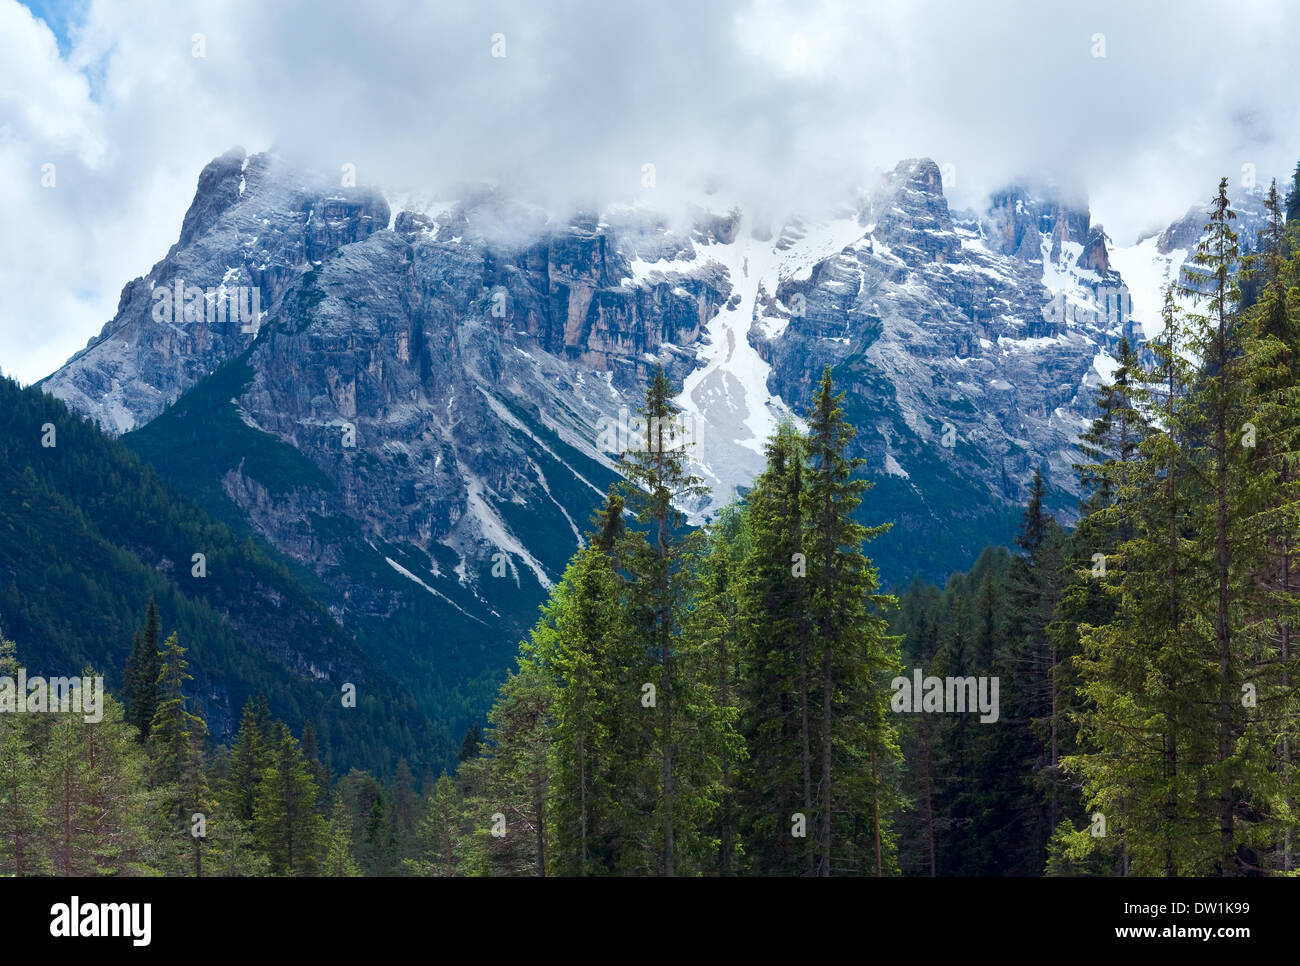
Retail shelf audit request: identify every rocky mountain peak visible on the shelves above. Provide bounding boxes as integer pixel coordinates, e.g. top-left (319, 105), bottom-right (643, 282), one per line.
top-left (177, 146), bottom-right (248, 249)
top-left (892, 157), bottom-right (946, 195)
top-left (1078, 225), bottom-right (1111, 273)
top-left (41, 147), bottom-right (1258, 601)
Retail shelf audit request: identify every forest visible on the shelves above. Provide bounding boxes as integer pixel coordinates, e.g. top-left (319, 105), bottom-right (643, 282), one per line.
top-left (2, 172), bottom-right (1299, 876)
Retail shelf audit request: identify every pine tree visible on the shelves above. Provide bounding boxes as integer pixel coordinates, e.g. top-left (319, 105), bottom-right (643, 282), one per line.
top-left (1181, 179), bottom-right (1257, 874)
top-left (252, 721), bottom-right (325, 875)
top-left (802, 366), bottom-right (900, 875)
top-left (122, 599), bottom-right (161, 741)
top-left (322, 798), bottom-right (362, 877)
top-left (147, 632), bottom-right (210, 875)
top-left (737, 419), bottom-right (814, 874)
top-left (407, 773), bottom-right (464, 876)
top-left (614, 366), bottom-right (723, 875)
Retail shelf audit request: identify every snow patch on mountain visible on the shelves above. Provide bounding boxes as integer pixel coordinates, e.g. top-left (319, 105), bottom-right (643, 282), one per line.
top-left (1108, 236), bottom-right (1189, 339)
top-left (385, 556), bottom-right (478, 618)
top-left (1091, 350), bottom-right (1120, 383)
top-left (459, 474), bottom-right (554, 590)
top-left (670, 211), bottom-right (803, 516)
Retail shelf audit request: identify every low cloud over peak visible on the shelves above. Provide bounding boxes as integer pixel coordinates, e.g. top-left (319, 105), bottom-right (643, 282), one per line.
top-left (3, 0), bottom-right (1297, 383)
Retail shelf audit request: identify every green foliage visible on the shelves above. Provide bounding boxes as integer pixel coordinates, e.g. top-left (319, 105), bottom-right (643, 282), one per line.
top-left (123, 599), bottom-right (162, 741)
top-left (1064, 177), bottom-right (1300, 876)
top-left (0, 374), bottom-right (431, 775)
top-left (455, 367), bottom-right (900, 876)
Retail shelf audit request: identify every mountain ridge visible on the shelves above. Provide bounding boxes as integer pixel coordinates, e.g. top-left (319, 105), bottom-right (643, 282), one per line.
top-left (30, 150), bottom-right (1282, 771)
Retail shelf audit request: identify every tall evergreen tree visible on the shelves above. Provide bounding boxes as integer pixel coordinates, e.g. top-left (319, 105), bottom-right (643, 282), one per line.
top-left (459, 660), bottom-right (553, 876)
top-left (224, 695), bottom-right (272, 827)
top-left (1181, 179), bottom-right (1257, 874)
top-left (42, 689), bottom-right (156, 876)
top-left (0, 627), bottom-right (47, 875)
top-left (737, 419), bottom-right (814, 875)
top-left (1286, 159), bottom-right (1300, 226)
top-left (614, 366), bottom-right (725, 875)
top-left (1070, 279), bottom-right (1222, 875)
top-left (1237, 178), bottom-right (1300, 871)
top-left (1003, 471), bottom-right (1069, 870)
top-left (802, 366), bottom-right (900, 875)
top-left (530, 537), bottom-right (630, 875)
top-left (322, 798), bottom-right (362, 877)
top-left (148, 632), bottom-right (210, 875)
top-left (686, 503), bottom-right (749, 874)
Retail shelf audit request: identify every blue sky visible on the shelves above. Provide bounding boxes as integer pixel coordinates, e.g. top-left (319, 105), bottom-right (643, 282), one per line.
top-left (19, 0), bottom-right (79, 51)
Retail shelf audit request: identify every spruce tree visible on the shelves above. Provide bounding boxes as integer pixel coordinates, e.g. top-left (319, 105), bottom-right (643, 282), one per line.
top-left (530, 539), bottom-right (629, 875)
top-left (1286, 159), bottom-right (1300, 226)
top-left (1003, 471), bottom-right (1069, 871)
top-left (802, 366), bottom-right (900, 875)
top-left (147, 632), bottom-right (210, 875)
top-left (123, 599), bottom-right (162, 741)
top-left (407, 773), bottom-right (464, 876)
top-left (737, 419), bottom-right (814, 874)
top-left (1068, 285), bottom-right (1219, 875)
top-left (0, 627), bottom-right (47, 875)
top-left (459, 725), bottom-right (482, 763)
top-left (459, 660), bottom-right (553, 877)
top-left (1237, 179), bottom-right (1300, 871)
top-left (686, 503), bottom-right (749, 875)
top-left (614, 366), bottom-right (718, 875)
top-left (225, 695), bottom-right (271, 826)
top-left (1181, 179), bottom-right (1256, 874)
top-left (252, 721), bottom-right (325, 876)
top-left (322, 798), bottom-right (362, 876)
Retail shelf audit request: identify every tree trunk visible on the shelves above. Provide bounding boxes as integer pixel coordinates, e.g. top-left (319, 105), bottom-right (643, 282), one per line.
top-left (922, 715), bottom-right (937, 877)
top-left (871, 749), bottom-right (882, 876)
top-left (800, 629), bottom-right (813, 877)
top-left (819, 648), bottom-right (832, 876)
top-left (1214, 297), bottom-right (1235, 876)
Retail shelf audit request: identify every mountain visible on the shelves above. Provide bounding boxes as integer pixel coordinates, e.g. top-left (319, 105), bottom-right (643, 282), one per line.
top-left (32, 148), bottom-right (1278, 773)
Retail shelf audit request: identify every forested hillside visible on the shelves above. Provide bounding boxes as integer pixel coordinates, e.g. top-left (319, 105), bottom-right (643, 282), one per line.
top-left (0, 377), bottom-right (439, 774)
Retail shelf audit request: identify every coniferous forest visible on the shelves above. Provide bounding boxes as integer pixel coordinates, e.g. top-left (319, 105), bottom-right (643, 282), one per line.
top-left (3, 174), bottom-right (1300, 880)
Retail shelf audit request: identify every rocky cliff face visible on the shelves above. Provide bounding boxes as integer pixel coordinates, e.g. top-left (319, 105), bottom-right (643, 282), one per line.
top-left (44, 149), bottom-right (392, 434)
top-left (41, 149), bottom-right (1263, 721)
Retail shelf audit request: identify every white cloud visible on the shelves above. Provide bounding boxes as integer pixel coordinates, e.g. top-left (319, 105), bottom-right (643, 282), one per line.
top-left (2, 0), bottom-right (1297, 384)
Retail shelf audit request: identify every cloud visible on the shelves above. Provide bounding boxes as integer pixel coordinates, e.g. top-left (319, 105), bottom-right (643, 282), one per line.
top-left (2, 0), bottom-right (1298, 383)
